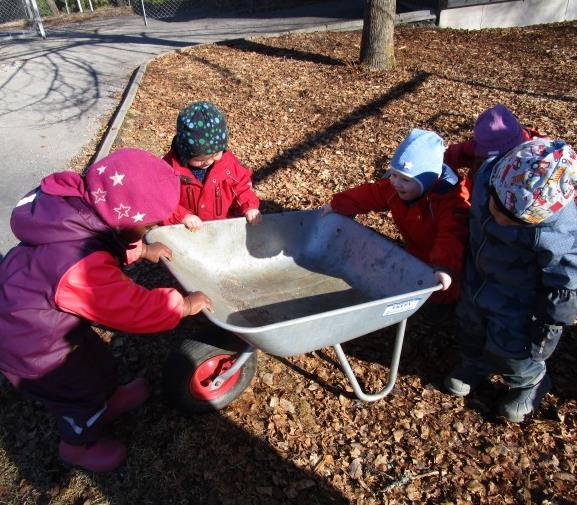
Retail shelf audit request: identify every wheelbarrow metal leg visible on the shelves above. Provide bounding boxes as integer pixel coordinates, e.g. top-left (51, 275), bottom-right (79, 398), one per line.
top-left (209, 345), bottom-right (256, 390)
top-left (333, 318), bottom-right (407, 402)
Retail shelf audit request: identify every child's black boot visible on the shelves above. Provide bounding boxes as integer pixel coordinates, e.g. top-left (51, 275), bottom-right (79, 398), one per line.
top-left (444, 359), bottom-right (488, 397)
top-left (497, 373), bottom-right (551, 423)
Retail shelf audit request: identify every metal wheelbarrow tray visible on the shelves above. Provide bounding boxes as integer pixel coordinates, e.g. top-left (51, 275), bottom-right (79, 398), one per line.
top-left (146, 210), bottom-right (441, 411)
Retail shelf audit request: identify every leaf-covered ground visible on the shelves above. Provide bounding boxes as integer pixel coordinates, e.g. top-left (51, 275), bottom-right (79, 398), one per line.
top-left (2, 21), bottom-right (577, 505)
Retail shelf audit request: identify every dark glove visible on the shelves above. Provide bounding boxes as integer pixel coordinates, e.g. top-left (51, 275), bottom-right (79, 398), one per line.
top-left (529, 322), bottom-right (563, 361)
top-left (537, 288), bottom-right (577, 326)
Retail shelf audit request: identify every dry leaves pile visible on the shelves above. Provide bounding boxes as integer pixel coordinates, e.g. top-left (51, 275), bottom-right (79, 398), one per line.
top-left (1, 21), bottom-right (577, 505)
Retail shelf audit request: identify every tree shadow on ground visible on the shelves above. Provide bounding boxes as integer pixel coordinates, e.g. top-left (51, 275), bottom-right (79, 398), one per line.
top-left (0, 334), bottom-right (349, 504)
top-left (421, 69), bottom-right (577, 105)
top-left (217, 38), bottom-right (346, 66)
top-left (254, 71), bottom-right (431, 184)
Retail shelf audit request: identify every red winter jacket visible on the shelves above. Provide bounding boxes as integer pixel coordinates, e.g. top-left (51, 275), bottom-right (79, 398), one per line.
top-left (330, 171), bottom-right (470, 304)
top-left (162, 147), bottom-right (259, 225)
top-left (444, 127), bottom-right (544, 189)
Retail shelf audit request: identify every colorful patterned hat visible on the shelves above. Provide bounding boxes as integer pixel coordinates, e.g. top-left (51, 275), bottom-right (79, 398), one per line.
top-left (175, 101), bottom-right (228, 164)
top-left (390, 128), bottom-right (445, 195)
top-left (490, 139), bottom-right (577, 224)
top-left (474, 104), bottom-right (524, 158)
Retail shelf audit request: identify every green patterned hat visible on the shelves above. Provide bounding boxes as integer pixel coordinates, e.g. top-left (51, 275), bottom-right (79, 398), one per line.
top-left (175, 101), bottom-right (228, 164)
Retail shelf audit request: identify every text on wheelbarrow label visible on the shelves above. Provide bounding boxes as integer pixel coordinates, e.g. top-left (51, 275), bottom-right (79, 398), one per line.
top-left (382, 298), bottom-right (421, 316)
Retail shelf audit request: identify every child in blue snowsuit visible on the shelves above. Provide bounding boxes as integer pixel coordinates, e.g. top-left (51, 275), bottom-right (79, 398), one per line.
top-left (445, 138), bottom-right (577, 422)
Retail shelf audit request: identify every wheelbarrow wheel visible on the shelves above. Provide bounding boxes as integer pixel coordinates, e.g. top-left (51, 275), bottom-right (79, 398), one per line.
top-left (162, 335), bottom-right (257, 414)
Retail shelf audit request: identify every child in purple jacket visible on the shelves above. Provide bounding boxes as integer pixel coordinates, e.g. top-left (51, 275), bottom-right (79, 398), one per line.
top-left (0, 148), bottom-right (212, 472)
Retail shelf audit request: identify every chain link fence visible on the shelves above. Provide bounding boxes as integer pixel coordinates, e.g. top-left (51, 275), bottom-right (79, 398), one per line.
top-left (0, 0), bottom-right (130, 38)
top-left (0, 0), bottom-right (28, 24)
top-left (33, 0), bottom-right (130, 17)
top-left (1, 0), bottom-right (335, 37)
top-left (0, 0), bottom-right (45, 37)
top-left (132, 0), bottom-right (335, 20)
top-left (132, 0), bottom-right (200, 19)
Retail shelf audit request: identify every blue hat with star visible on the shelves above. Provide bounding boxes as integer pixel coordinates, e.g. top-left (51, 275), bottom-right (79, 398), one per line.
top-left (390, 128), bottom-right (445, 195)
top-left (175, 101), bottom-right (228, 164)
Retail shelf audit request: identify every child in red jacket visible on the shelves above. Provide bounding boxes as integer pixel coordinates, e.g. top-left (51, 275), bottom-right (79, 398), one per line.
top-left (163, 101), bottom-right (261, 231)
top-left (323, 129), bottom-right (470, 309)
top-left (0, 148), bottom-right (213, 473)
top-left (444, 103), bottom-right (545, 189)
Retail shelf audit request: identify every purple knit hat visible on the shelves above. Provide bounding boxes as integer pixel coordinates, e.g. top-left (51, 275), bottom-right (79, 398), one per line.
top-left (474, 104), bottom-right (524, 158)
top-left (41, 148), bottom-right (180, 228)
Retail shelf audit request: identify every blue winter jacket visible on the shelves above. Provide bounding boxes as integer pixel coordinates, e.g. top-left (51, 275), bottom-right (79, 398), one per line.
top-left (459, 157), bottom-right (577, 358)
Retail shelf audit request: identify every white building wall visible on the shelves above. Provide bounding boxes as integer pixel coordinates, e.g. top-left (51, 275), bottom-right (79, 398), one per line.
top-left (439, 0), bottom-right (577, 29)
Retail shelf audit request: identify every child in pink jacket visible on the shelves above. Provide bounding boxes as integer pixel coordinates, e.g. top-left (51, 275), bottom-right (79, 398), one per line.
top-left (0, 148), bottom-right (212, 472)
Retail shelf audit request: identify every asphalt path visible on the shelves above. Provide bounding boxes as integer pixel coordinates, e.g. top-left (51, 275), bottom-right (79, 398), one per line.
top-left (0, 1), bottom-right (364, 254)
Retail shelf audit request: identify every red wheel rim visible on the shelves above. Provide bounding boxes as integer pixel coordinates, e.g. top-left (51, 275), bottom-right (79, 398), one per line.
top-left (189, 354), bottom-right (240, 400)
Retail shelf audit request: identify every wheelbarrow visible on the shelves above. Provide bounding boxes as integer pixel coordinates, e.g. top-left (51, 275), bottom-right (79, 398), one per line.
top-left (145, 210), bottom-right (442, 414)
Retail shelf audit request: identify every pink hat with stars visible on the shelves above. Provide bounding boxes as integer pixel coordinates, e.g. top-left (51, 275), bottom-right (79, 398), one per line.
top-left (84, 148), bottom-right (180, 228)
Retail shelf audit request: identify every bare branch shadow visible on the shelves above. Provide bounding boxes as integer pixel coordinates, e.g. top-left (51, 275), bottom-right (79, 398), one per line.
top-left (254, 71), bottom-right (431, 183)
top-left (0, 30), bottom-right (195, 126)
top-left (417, 67), bottom-right (577, 104)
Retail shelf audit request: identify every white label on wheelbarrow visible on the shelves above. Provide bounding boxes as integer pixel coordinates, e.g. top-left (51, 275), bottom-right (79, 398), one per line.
top-left (383, 298), bottom-right (421, 316)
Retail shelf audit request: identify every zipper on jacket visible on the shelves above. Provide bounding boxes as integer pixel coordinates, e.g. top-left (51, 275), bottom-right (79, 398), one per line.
top-left (187, 186), bottom-right (196, 215)
top-left (472, 215), bottom-right (492, 304)
top-left (215, 182), bottom-right (222, 216)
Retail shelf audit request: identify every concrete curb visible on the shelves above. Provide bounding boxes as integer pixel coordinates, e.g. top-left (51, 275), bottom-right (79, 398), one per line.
top-left (0, 31), bottom-right (36, 41)
top-left (92, 61), bottom-right (148, 163)
top-left (263, 19), bottom-right (363, 36)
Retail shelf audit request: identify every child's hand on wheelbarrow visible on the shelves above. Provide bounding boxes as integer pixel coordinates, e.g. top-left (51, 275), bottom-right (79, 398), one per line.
top-left (183, 291), bottom-right (214, 316)
top-left (245, 208), bottom-right (262, 225)
top-left (320, 203), bottom-right (333, 216)
top-left (141, 242), bottom-right (172, 263)
top-left (435, 270), bottom-right (452, 290)
top-left (182, 214), bottom-right (203, 232)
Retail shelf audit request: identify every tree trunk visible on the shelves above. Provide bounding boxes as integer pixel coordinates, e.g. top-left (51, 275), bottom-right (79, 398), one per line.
top-left (45, 0), bottom-right (60, 16)
top-left (359, 0), bottom-right (395, 70)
